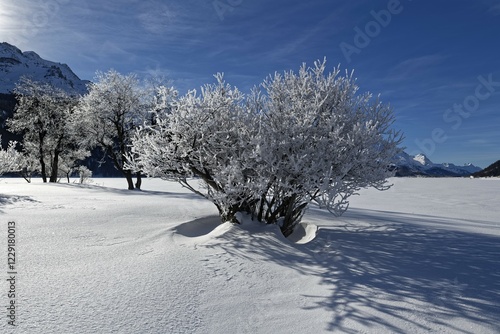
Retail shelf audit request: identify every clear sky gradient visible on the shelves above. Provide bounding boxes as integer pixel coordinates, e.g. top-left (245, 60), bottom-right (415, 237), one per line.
top-left (1, 0), bottom-right (499, 167)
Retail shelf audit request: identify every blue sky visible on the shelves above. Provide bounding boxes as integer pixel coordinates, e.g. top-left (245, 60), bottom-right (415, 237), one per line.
top-left (1, 0), bottom-right (499, 167)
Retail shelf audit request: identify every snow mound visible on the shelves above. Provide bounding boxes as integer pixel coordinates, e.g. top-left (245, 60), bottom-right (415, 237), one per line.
top-left (172, 213), bottom-right (299, 246)
top-left (233, 212), bottom-right (318, 245)
top-left (172, 216), bottom-right (233, 244)
top-left (174, 216), bottom-right (222, 238)
top-left (287, 222), bottom-right (318, 244)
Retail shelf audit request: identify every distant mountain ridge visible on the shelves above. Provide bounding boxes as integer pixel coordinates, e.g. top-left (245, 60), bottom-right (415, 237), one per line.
top-left (394, 152), bottom-right (482, 177)
top-left (0, 42), bottom-right (89, 96)
top-left (472, 160), bottom-right (500, 177)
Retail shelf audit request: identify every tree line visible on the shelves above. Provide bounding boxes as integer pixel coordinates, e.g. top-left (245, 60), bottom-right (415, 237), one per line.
top-left (1, 70), bottom-right (151, 187)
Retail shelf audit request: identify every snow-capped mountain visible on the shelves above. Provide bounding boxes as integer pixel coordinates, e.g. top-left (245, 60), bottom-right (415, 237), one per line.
top-left (394, 152), bottom-right (482, 177)
top-left (0, 42), bottom-right (88, 95)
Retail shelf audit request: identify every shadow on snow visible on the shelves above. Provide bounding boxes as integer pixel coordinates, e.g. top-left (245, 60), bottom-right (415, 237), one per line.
top-left (174, 215), bottom-right (222, 237)
top-left (0, 194), bottom-right (38, 212)
top-left (197, 208), bottom-right (500, 333)
top-left (46, 181), bottom-right (204, 200)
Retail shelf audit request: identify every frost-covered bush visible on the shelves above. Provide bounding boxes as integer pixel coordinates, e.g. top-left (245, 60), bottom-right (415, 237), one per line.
top-left (131, 60), bottom-right (402, 236)
top-left (251, 60), bottom-right (402, 235)
top-left (129, 74), bottom-right (260, 221)
top-left (12, 153), bottom-right (38, 183)
top-left (77, 166), bottom-right (93, 184)
top-left (0, 137), bottom-right (20, 176)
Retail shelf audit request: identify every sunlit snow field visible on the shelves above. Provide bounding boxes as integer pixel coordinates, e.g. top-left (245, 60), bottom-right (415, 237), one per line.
top-left (1, 177), bottom-right (499, 333)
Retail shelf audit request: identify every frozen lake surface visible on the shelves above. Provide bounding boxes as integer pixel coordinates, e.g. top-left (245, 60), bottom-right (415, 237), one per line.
top-left (1, 177), bottom-right (499, 333)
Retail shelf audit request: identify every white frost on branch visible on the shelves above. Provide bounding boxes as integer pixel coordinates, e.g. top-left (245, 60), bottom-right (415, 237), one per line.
top-left (130, 60), bottom-right (403, 235)
top-left (0, 137), bottom-right (21, 176)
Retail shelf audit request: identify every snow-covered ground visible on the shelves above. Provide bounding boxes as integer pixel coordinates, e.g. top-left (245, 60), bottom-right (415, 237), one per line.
top-left (1, 177), bottom-right (499, 333)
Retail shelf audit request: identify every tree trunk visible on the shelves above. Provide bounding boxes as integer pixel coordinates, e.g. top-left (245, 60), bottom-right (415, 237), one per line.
top-left (135, 171), bottom-right (142, 190)
top-left (39, 133), bottom-right (47, 183)
top-left (124, 170), bottom-right (135, 190)
top-left (20, 168), bottom-right (32, 183)
top-left (49, 151), bottom-right (60, 183)
top-left (106, 146), bottom-right (136, 190)
top-left (39, 156), bottom-right (47, 183)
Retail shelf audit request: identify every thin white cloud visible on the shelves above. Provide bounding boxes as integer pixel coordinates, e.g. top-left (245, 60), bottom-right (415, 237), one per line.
top-left (487, 3), bottom-right (500, 15)
top-left (467, 139), bottom-right (491, 146)
top-left (137, 7), bottom-right (175, 34)
top-left (389, 54), bottom-right (449, 80)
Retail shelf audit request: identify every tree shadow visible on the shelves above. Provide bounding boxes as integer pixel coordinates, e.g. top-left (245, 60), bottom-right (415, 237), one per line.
top-left (0, 194), bottom-right (38, 212)
top-left (47, 181), bottom-right (204, 200)
top-left (174, 215), bottom-right (222, 237)
top-left (198, 208), bottom-right (500, 333)
top-left (306, 209), bottom-right (500, 333)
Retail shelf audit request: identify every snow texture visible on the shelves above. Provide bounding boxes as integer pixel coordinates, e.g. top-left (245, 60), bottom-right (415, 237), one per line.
top-left (0, 177), bottom-right (499, 333)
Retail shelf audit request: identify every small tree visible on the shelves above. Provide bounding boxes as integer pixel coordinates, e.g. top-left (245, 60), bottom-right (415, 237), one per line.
top-left (57, 149), bottom-right (90, 183)
top-left (14, 153), bottom-right (39, 183)
top-left (0, 137), bottom-right (20, 176)
top-left (7, 77), bottom-right (89, 183)
top-left (76, 70), bottom-right (153, 190)
top-left (77, 166), bottom-right (92, 184)
top-left (131, 61), bottom-right (402, 236)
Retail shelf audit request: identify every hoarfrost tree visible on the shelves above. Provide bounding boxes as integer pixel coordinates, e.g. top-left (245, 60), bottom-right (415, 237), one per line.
top-left (128, 75), bottom-right (257, 220)
top-left (14, 153), bottom-right (39, 183)
top-left (57, 147), bottom-right (93, 183)
top-left (252, 60), bottom-right (403, 235)
top-left (7, 77), bottom-right (89, 183)
top-left (76, 70), bottom-right (155, 190)
top-left (0, 137), bottom-right (20, 176)
top-left (131, 60), bottom-right (402, 236)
